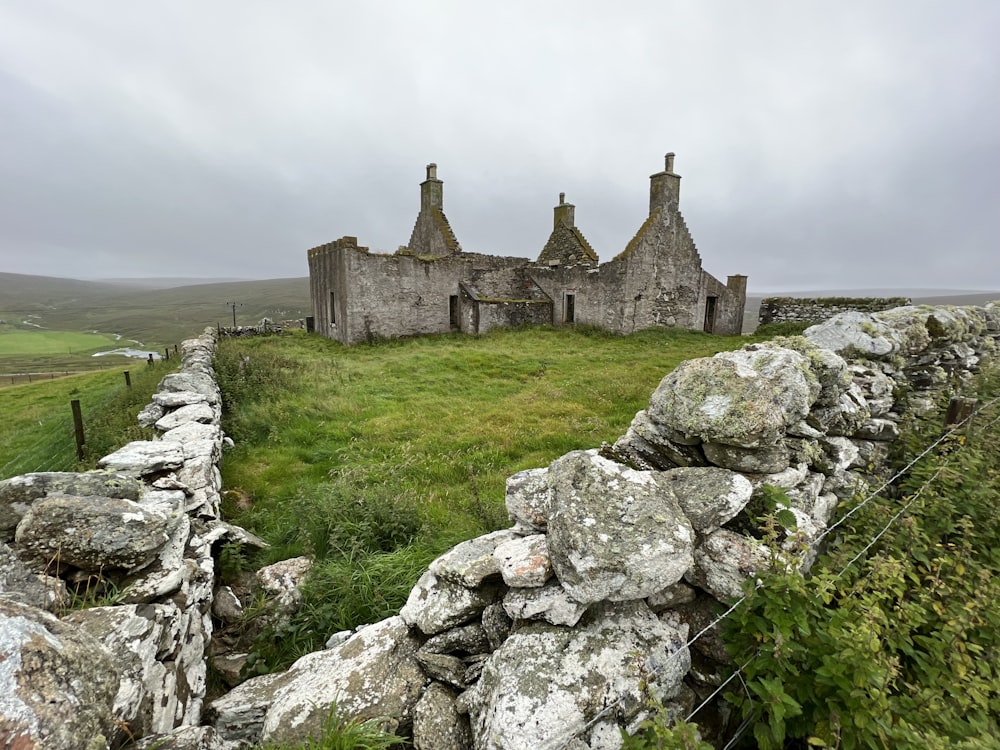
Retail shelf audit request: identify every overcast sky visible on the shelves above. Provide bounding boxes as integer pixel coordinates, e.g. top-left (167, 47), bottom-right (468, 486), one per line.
top-left (0, 2), bottom-right (997, 292)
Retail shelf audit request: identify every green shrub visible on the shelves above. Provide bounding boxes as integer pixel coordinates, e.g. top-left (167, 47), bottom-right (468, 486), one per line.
top-left (722, 367), bottom-right (1000, 749)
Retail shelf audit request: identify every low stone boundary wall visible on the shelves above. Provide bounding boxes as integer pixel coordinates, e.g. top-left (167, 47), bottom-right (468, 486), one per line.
top-left (205, 304), bottom-right (998, 749)
top-left (3, 304), bottom-right (999, 749)
top-left (0, 327), bottom-right (263, 748)
top-left (758, 296), bottom-right (911, 327)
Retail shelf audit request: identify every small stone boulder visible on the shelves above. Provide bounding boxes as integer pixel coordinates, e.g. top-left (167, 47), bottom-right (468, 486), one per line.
top-left (685, 529), bottom-right (772, 602)
top-left (0, 470), bottom-right (143, 540)
top-left (14, 494), bottom-right (180, 573)
top-left (429, 530), bottom-right (520, 588)
top-left (99, 440), bottom-right (185, 475)
top-left (714, 345), bottom-right (820, 425)
top-left (647, 357), bottom-right (788, 447)
top-left (0, 598), bottom-right (119, 750)
top-left (505, 468), bottom-right (551, 531)
top-left (662, 467), bottom-right (753, 533)
top-left (261, 616), bottom-right (425, 744)
top-left (400, 570), bottom-right (499, 635)
top-left (461, 601), bottom-right (690, 750)
top-left (804, 311), bottom-right (899, 359)
top-left (546, 451), bottom-right (695, 604)
top-left (493, 534), bottom-right (552, 588)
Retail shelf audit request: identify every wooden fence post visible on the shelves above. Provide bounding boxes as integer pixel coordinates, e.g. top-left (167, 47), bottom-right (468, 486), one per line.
top-left (944, 397), bottom-right (977, 428)
top-left (124, 370), bottom-right (132, 389)
top-left (70, 399), bottom-right (85, 460)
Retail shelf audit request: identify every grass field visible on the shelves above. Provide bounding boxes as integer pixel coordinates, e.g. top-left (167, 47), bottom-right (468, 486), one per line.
top-left (215, 325), bottom-right (751, 670)
top-left (0, 273), bottom-right (310, 373)
top-left (0, 328), bottom-right (122, 356)
top-left (0, 359), bottom-right (179, 479)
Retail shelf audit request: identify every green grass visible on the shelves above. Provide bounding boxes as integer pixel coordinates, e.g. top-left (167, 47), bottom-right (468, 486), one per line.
top-left (718, 366), bottom-right (1000, 749)
top-left (0, 328), bottom-right (122, 356)
top-left (0, 359), bottom-right (180, 479)
top-left (216, 325), bottom-right (749, 672)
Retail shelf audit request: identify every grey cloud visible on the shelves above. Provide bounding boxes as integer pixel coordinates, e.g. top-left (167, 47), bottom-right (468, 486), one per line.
top-left (0, 0), bottom-right (997, 289)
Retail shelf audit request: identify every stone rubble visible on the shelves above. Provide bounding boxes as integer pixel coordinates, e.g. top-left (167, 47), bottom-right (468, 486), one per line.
top-left (1, 302), bottom-right (997, 749)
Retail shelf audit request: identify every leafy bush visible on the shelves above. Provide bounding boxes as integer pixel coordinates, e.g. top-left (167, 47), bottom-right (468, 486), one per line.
top-left (722, 367), bottom-right (1000, 749)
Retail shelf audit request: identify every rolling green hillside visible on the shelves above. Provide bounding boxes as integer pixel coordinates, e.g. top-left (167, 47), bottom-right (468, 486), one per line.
top-left (0, 273), bottom-right (310, 372)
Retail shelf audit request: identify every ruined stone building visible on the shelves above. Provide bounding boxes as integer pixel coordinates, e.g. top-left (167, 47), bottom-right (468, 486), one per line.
top-left (308, 154), bottom-right (747, 344)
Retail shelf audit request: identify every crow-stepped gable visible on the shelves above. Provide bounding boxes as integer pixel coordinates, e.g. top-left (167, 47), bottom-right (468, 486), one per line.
top-left (308, 154), bottom-right (747, 344)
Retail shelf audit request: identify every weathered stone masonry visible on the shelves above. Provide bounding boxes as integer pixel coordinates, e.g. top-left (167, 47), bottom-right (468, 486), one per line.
top-left (758, 296), bottom-right (911, 328)
top-left (309, 154), bottom-right (748, 344)
top-left (205, 302), bottom-right (998, 750)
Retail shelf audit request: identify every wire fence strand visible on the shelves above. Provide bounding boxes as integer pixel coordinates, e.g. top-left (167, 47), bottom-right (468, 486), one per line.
top-left (545, 390), bottom-right (1000, 750)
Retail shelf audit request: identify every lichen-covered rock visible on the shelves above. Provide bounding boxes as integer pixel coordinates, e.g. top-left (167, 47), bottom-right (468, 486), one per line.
top-left (647, 357), bottom-right (788, 447)
top-left (460, 601), bottom-right (690, 750)
top-left (415, 651), bottom-right (468, 688)
top-left (99, 440), bottom-right (185, 475)
top-left (813, 437), bottom-right (861, 476)
top-left (256, 556), bottom-right (313, 618)
top-left (134, 726), bottom-right (244, 749)
top-left (0, 598), bottom-right (119, 750)
top-left (766, 336), bottom-right (853, 406)
top-left (65, 602), bottom-right (199, 741)
top-left (702, 440), bottom-right (791, 474)
top-left (808, 382), bottom-right (872, 436)
top-left (120, 514), bottom-right (191, 602)
top-left (0, 540), bottom-right (61, 611)
top-left (685, 529), bottom-right (771, 603)
top-left (158, 371), bottom-right (220, 404)
top-left (14, 494), bottom-right (180, 572)
top-left (662, 467), bottom-right (753, 533)
top-left (715, 345), bottom-right (820, 424)
top-left (154, 402), bottom-right (218, 432)
top-left (849, 364), bottom-right (896, 416)
top-left (505, 468), bottom-right (551, 531)
top-left (546, 451), bottom-right (694, 604)
top-left (152, 390), bottom-right (210, 408)
top-left (413, 683), bottom-right (473, 750)
top-left (481, 602), bottom-right (513, 651)
top-left (493, 533), bottom-right (552, 587)
top-left (874, 306), bottom-right (934, 354)
top-left (0, 470), bottom-right (144, 540)
top-left (503, 580), bottom-right (589, 626)
top-left (138, 401), bottom-right (167, 428)
top-left (853, 418), bottom-right (900, 441)
top-left (207, 670), bottom-right (293, 745)
top-left (646, 581), bottom-right (697, 612)
top-left (420, 622), bottom-right (490, 656)
top-left (429, 530), bottom-right (520, 588)
top-left (804, 311), bottom-right (899, 359)
top-left (261, 616), bottom-right (425, 744)
top-left (610, 409), bottom-right (707, 470)
top-left (401, 570), bottom-right (500, 635)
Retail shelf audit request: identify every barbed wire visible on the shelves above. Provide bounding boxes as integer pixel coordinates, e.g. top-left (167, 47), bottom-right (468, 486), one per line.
top-left (703, 394), bottom-right (1000, 750)
top-left (543, 390), bottom-right (1000, 750)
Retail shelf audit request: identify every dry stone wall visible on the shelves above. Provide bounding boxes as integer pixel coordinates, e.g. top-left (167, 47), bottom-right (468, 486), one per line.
top-left (758, 296), bottom-right (911, 327)
top-left (2, 303), bottom-right (998, 750)
top-left (206, 303), bottom-right (999, 750)
top-left (0, 328), bottom-right (264, 749)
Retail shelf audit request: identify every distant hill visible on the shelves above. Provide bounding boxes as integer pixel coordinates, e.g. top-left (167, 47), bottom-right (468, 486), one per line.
top-left (0, 272), bottom-right (310, 346)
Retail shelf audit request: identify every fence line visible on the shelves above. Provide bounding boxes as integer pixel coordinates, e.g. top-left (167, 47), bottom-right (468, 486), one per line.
top-left (0, 355), bottom-right (181, 480)
top-left (702, 396), bottom-right (1000, 750)
top-left (546, 391), bottom-right (1000, 750)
